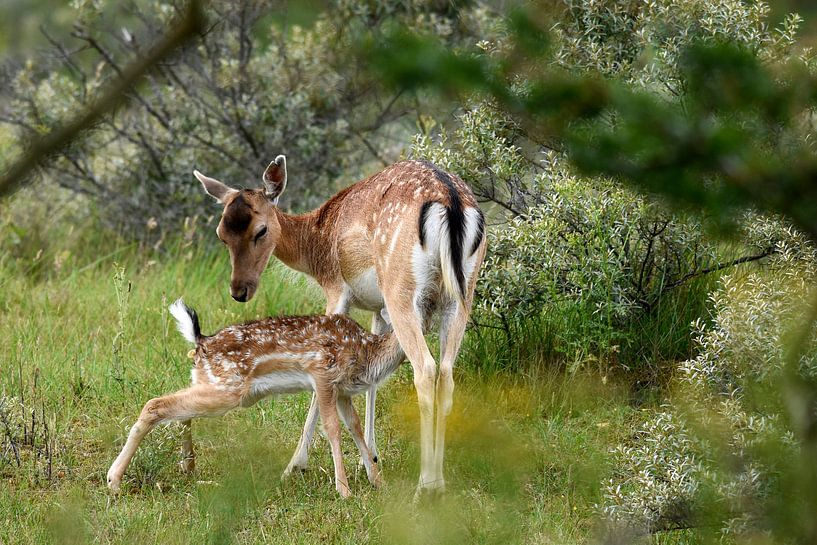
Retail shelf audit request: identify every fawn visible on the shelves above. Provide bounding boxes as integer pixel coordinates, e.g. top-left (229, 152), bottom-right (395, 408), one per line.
top-left (106, 299), bottom-right (405, 498)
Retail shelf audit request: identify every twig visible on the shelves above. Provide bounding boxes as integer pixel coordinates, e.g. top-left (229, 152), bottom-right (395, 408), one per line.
top-left (659, 248), bottom-right (776, 293)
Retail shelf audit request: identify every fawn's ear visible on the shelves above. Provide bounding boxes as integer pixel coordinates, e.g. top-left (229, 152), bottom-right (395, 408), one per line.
top-left (194, 170), bottom-right (237, 203)
top-left (262, 155), bottom-right (287, 204)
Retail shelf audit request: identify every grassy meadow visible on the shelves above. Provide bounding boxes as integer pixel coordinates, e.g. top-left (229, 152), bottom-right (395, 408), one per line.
top-left (0, 235), bottom-right (646, 545)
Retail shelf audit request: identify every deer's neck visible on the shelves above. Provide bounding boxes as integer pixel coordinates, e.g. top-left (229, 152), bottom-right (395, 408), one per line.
top-left (365, 332), bottom-right (405, 386)
top-left (271, 208), bottom-right (322, 277)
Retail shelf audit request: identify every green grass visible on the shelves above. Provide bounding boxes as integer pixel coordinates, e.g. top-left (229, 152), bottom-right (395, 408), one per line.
top-left (0, 241), bottom-right (696, 544)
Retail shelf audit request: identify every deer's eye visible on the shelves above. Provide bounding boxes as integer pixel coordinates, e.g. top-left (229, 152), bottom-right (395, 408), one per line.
top-left (254, 226), bottom-right (267, 242)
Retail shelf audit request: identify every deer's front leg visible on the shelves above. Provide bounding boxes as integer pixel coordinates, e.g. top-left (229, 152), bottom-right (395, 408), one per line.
top-left (315, 385), bottom-right (350, 498)
top-left (362, 310), bottom-right (390, 466)
top-left (338, 395), bottom-right (380, 488)
top-left (363, 387), bottom-right (378, 464)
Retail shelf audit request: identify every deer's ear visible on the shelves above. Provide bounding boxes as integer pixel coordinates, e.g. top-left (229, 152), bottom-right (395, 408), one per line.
top-left (262, 155), bottom-right (287, 204)
top-left (194, 170), bottom-right (237, 203)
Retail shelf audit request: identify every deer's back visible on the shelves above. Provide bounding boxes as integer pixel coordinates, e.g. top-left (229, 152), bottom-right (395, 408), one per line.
top-left (315, 161), bottom-right (479, 302)
top-left (190, 314), bottom-right (376, 401)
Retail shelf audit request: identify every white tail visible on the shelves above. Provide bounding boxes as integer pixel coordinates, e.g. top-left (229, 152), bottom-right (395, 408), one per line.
top-left (421, 202), bottom-right (485, 309)
top-left (169, 298), bottom-right (199, 344)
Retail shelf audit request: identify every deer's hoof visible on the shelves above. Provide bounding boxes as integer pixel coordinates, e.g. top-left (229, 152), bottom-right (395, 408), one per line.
top-left (337, 483), bottom-right (352, 499)
top-left (281, 463), bottom-right (307, 481)
top-left (106, 470), bottom-right (122, 493)
top-left (180, 456), bottom-right (195, 474)
top-left (413, 479), bottom-right (445, 503)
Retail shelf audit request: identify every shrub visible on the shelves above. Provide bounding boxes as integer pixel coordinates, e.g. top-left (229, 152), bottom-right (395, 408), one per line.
top-left (601, 226), bottom-right (817, 536)
top-left (553, 0), bottom-right (806, 91)
top-left (475, 153), bottom-right (726, 369)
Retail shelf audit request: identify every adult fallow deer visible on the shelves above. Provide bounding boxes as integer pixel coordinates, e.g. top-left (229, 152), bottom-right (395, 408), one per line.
top-left (193, 157), bottom-right (485, 493)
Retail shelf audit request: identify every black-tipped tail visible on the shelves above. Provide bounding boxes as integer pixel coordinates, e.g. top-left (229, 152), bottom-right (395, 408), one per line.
top-left (418, 163), bottom-right (485, 306)
top-left (169, 298), bottom-right (201, 344)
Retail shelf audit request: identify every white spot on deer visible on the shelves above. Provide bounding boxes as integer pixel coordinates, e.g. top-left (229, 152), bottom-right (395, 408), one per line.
top-left (203, 363), bottom-right (220, 385)
top-left (385, 221), bottom-right (404, 268)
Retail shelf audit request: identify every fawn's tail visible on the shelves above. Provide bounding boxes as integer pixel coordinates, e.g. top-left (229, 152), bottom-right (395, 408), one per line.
top-left (169, 298), bottom-right (201, 344)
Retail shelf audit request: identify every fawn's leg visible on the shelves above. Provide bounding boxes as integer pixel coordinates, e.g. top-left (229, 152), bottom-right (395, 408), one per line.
top-left (283, 393), bottom-right (320, 478)
top-left (337, 395), bottom-right (380, 488)
top-left (180, 419), bottom-right (195, 473)
top-left (107, 385), bottom-right (240, 492)
top-left (315, 385), bottom-right (350, 498)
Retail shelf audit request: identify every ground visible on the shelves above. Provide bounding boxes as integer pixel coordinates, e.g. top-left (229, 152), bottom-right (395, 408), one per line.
top-left (0, 246), bottom-right (687, 545)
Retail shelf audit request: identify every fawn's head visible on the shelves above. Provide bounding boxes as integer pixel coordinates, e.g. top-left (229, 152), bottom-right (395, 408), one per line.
top-left (194, 156), bottom-right (288, 302)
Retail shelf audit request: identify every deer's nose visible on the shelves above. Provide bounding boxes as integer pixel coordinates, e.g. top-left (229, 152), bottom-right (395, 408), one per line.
top-left (231, 286), bottom-right (248, 302)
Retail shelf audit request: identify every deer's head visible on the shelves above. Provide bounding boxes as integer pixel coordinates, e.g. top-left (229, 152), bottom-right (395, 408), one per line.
top-left (194, 156), bottom-right (288, 302)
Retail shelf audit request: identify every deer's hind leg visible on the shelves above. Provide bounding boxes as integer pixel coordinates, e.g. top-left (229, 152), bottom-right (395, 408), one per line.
top-left (107, 385), bottom-right (240, 492)
top-left (337, 395), bottom-right (380, 488)
top-left (385, 299), bottom-right (439, 493)
top-left (432, 301), bottom-right (468, 489)
top-left (433, 237), bottom-right (486, 488)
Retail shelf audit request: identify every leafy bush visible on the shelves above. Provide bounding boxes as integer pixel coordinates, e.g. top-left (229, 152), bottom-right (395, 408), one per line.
top-left (554, 0), bottom-right (806, 91)
top-left (474, 153), bottom-right (726, 369)
top-left (602, 226), bottom-right (817, 536)
top-left (601, 409), bottom-right (702, 534)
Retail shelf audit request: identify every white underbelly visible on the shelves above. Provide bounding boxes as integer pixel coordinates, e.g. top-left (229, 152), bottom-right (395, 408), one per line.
top-left (346, 268), bottom-right (384, 311)
top-left (240, 371), bottom-right (314, 407)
